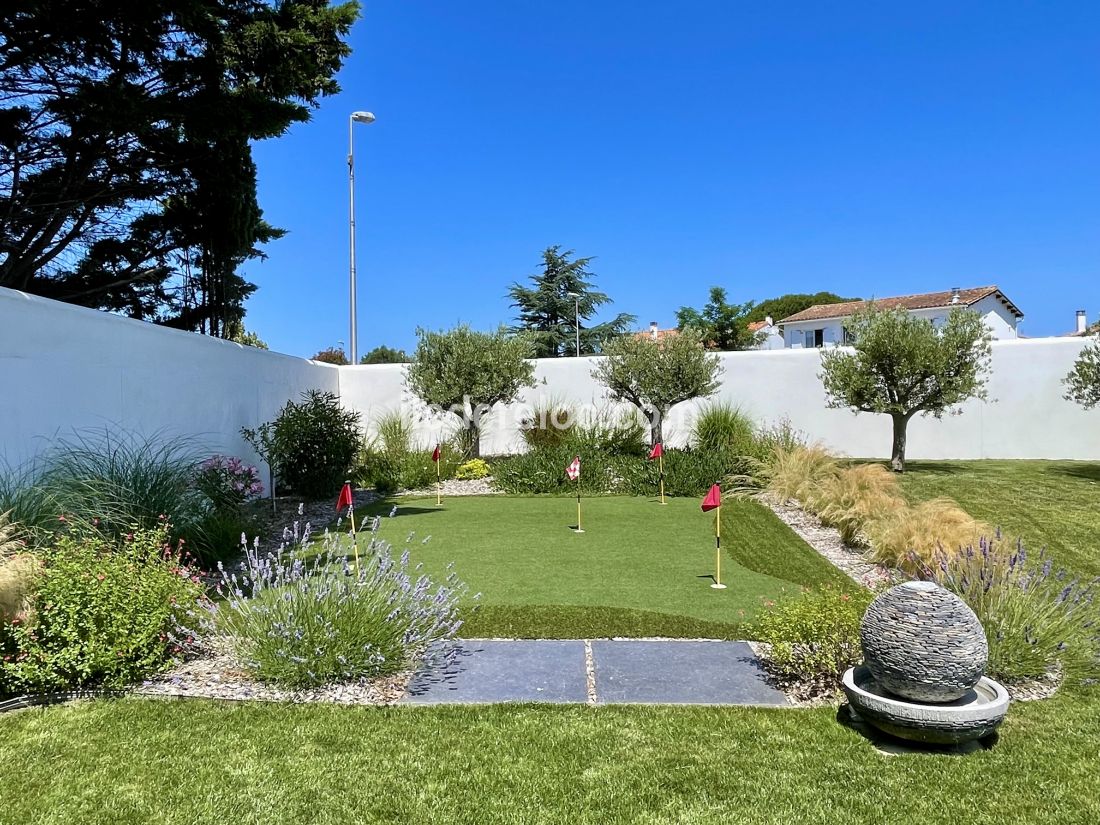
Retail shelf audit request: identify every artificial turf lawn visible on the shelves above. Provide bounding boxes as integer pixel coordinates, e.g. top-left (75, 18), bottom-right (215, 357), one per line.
top-left (897, 460), bottom-right (1100, 578)
top-left (351, 495), bottom-right (853, 639)
top-left (3, 689), bottom-right (1099, 825)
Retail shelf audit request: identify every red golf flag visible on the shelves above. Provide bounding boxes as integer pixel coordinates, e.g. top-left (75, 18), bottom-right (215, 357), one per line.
top-left (566, 456), bottom-right (581, 481)
top-left (431, 444), bottom-right (441, 462)
top-left (700, 484), bottom-right (721, 512)
top-left (336, 482), bottom-right (353, 512)
top-left (648, 442), bottom-right (664, 460)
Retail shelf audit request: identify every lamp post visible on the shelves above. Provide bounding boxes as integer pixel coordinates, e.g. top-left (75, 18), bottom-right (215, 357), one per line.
top-left (568, 291), bottom-right (581, 357)
top-left (347, 110), bottom-right (375, 364)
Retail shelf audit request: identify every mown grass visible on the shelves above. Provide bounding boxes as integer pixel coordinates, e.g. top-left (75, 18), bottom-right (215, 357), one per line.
top-left (2, 690), bottom-right (1098, 825)
top-left (349, 495), bottom-right (853, 639)
top-left (897, 460), bottom-right (1100, 578)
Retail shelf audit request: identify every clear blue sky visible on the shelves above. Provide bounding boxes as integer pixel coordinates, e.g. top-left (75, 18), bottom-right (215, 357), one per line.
top-left (242, 1), bottom-right (1100, 357)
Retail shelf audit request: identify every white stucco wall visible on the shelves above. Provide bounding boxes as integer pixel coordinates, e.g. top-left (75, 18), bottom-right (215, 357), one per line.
top-left (340, 338), bottom-right (1099, 460)
top-left (2, 287), bottom-right (1095, 468)
top-left (0, 287), bottom-right (339, 468)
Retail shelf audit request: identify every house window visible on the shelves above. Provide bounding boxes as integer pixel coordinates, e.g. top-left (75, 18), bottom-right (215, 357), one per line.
top-left (805, 329), bottom-right (824, 348)
top-left (842, 326), bottom-right (856, 345)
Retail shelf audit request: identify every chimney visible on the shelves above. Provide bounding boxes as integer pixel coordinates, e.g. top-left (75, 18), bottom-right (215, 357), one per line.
top-left (950, 287), bottom-right (961, 305)
top-left (1077, 310), bottom-right (1087, 334)
top-left (765, 315), bottom-right (774, 327)
top-left (650, 321), bottom-right (659, 340)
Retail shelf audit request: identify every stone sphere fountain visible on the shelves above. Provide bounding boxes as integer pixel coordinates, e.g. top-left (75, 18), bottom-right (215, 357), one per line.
top-left (842, 581), bottom-right (1010, 745)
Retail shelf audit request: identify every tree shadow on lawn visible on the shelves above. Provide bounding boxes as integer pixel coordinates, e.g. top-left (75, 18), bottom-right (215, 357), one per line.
top-left (1042, 463), bottom-right (1100, 484)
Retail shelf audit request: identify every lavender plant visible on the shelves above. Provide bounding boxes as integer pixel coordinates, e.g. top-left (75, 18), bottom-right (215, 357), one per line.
top-left (916, 535), bottom-right (1100, 684)
top-left (209, 509), bottom-right (470, 689)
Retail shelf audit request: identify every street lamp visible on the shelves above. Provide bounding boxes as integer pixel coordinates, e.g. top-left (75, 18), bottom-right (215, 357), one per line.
top-left (567, 291), bottom-right (581, 357)
top-left (347, 110), bottom-right (376, 364)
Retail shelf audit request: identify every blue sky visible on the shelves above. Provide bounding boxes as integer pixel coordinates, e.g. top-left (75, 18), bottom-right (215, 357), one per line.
top-left (242, 1), bottom-right (1100, 357)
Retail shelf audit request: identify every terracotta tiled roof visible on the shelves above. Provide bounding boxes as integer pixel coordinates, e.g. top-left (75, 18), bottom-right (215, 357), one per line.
top-left (632, 327), bottom-right (681, 341)
top-left (746, 320), bottom-right (769, 332)
top-left (777, 286), bottom-right (1022, 324)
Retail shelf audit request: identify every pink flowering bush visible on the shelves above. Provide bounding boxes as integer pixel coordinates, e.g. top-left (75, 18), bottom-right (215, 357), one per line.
top-left (0, 522), bottom-right (206, 696)
top-left (195, 455), bottom-right (264, 510)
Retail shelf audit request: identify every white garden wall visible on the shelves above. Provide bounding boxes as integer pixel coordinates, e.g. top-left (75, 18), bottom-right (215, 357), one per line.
top-left (341, 339), bottom-right (1100, 460)
top-left (0, 287), bottom-right (338, 468)
top-left (2, 286), bottom-right (1097, 468)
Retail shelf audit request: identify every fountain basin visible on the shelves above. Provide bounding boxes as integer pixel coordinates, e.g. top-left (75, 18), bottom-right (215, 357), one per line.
top-left (842, 665), bottom-right (1010, 745)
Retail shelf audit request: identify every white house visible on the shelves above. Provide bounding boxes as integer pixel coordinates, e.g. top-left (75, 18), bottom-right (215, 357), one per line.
top-left (748, 317), bottom-right (785, 350)
top-left (778, 286), bottom-right (1023, 349)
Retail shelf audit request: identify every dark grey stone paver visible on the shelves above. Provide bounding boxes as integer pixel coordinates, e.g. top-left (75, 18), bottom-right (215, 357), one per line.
top-left (402, 640), bottom-right (587, 704)
top-left (592, 640), bottom-right (787, 706)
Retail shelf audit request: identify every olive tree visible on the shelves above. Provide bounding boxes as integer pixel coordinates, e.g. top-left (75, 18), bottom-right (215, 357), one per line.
top-left (1064, 334), bottom-right (1100, 409)
top-left (820, 306), bottom-right (992, 472)
top-left (407, 325), bottom-right (536, 457)
top-left (593, 327), bottom-right (723, 446)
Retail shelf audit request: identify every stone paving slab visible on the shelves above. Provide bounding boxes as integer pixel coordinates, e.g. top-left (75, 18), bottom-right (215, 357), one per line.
top-left (402, 640), bottom-right (588, 704)
top-left (402, 639), bottom-right (788, 706)
top-left (592, 640), bottom-right (787, 706)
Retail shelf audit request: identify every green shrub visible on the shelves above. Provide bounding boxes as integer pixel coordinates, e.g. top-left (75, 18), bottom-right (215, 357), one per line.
top-left (691, 402), bottom-right (760, 457)
top-left (211, 525), bottom-right (467, 688)
top-left (753, 585), bottom-right (872, 697)
top-left (243, 390), bottom-right (361, 499)
top-left (0, 523), bottom-right (205, 695)
top-left (374, 410), bottom-right (415, 456)
top-left (455, 459), bottom-right (491, 480)
top-left (520, 401), bottom-right (578, 451)
top-left (491, 444), bottom-right (646, 495)
top-left (572, 409), bottom-right (647, 457)
top-left (920, 538), bottom-right (1100, 684)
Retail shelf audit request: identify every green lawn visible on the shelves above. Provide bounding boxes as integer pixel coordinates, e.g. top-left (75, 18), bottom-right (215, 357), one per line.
top-left (351, 495), bottom-right (852, 639)
top-left (897, 460), bottom-right (1100, 578)
top-left (2, 690), bottom-right (1098, 825)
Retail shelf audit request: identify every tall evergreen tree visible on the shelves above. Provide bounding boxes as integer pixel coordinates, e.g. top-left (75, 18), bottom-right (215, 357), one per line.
top-left (0, 0), bottom-right (358, 335)
top-left (508, 246), bottom-right (636, 357)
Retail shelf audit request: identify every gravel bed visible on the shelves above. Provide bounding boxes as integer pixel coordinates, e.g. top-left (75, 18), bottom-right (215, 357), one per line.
top-left (137, 638), bottom-right (411, 706)
top-left (403, 477), bottom-right (502, 497)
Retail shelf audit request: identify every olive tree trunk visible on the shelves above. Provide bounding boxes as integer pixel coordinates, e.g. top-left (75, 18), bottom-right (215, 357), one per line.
top-left (890, 412), bottom-right (911, 472)
top-left (644, 407), bottom-right (664, 448)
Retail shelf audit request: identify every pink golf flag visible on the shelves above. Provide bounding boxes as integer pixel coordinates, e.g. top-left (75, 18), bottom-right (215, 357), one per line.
top-left (648, 442), bottom-right (664, 460)
top-left (700, 484), bottom-right (721, 512)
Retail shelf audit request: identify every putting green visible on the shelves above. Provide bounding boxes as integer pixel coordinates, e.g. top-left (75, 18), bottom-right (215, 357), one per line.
top-left (347, 495), bottom-right (852, 639)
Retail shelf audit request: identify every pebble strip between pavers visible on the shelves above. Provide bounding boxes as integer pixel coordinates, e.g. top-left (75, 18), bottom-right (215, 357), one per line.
top-left (401, 639), bottom-right (788, 706)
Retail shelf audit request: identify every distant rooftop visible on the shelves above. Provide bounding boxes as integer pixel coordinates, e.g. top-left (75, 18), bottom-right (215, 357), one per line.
top-left (778, 286), bottom-right (1023, 324)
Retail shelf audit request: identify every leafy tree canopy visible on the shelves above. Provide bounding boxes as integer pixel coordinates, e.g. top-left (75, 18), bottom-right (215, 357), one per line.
top-left (312, 347), bottom-right (349, 365)
top-left (230, 327), bottom-right (268, 349)
top-left (593, 327), bottom-right (723, 446)
top-left (1065, 334), bottom-right (1100, 410)
top-left (675, 286), bottom-right (760, 351)
top-left (407, 325), bottom-right (536, 456)
top-left (820, 306), bottom-right (992, 471)
top-left (508, 246), bottom-right (636, 357)
top-left (0, 0), bottom-right (358, 336)
top-left (360, 345), bottom-right (410, 364)
top-left (747, 292), bottom-right (860, 324)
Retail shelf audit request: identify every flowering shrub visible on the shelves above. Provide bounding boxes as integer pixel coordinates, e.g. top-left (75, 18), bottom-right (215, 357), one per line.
top-left (195, 455), bottom-right (263, 510)
top-left (454, 459), bottom-right (490, 480)
top-left (753, 585), bottom-right (872, 698)
top-left (917, 536), bottom-right (1100, 684)
top-left (0, 522), bottom-right (206, 695)
top-left (210, 513), bottom-right (469, 688)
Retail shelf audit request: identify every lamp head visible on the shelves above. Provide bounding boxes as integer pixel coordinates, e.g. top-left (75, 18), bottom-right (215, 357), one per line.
top-left (351, 111), bottom-right (376, 124)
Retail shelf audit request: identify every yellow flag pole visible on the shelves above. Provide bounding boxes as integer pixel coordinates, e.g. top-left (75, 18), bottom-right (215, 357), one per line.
top-left (658, 452), bottom-right (666, 505)
top-left (349, 503), bottom-right (360, 575)
top-left (711, 504), bottom-right (726, 589)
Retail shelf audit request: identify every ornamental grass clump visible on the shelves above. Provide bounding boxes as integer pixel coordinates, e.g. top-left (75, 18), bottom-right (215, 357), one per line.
top-left (762, 444), bottom-right (839, 505)
top-left (810, 463), bottom-right (906, 546)
top-left (865, 498), bottom-right (988, 572)
top-left (918, 537), bottom-right (1100, 685)
top-left (212, 518), bottom-right (469, 689)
